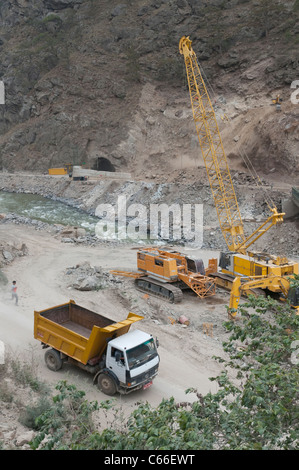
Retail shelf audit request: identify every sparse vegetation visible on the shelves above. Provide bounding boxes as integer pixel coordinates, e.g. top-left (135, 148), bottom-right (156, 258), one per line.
top-left (10, 359), bottom-right (44, 393)
top-left (249, 0), bottom-right (288, 38)
top-left (19, 395), bottom-right (52, 430)
top-left (289, 273), bottom-right (299, 289)
top-left (1, 350), bottom-right (46, 394)
top-left (125, 45), bottom-right (141, 83)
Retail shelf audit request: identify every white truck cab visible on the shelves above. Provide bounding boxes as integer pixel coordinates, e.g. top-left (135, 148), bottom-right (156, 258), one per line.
top-left (103, 330), bottom-right (160, 395)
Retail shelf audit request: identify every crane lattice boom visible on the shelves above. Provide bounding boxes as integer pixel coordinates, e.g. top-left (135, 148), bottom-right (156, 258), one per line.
top-left (179, 36), bottom-right (284, 254)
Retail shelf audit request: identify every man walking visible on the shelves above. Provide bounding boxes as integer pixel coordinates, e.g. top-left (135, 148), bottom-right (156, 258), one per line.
top-left (11, 281), bottom-right (18, 305)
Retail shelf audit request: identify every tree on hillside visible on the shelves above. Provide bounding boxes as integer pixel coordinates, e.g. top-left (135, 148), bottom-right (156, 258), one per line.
top-left (250, 0), bottom-right (288, 38)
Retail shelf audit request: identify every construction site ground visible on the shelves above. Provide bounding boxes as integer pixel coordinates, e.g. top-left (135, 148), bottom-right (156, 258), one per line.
top-left (0, 222), bottom-right (235, 442)
top-left (0, 169), bottom-right (298, 446)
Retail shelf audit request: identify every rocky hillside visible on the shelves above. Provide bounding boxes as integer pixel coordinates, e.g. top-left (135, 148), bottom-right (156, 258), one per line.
top-left (0, 0), bottom-right (298, 184)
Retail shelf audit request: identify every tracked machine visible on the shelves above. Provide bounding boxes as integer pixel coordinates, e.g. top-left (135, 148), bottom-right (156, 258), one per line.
top-left (111, 248), bottom-right (216, 303)
top-left (179, 36), bottom-right (299, 307)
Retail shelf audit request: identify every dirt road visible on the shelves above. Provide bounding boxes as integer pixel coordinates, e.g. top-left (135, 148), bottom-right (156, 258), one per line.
top-left (0, 224), bottom-right (229, 412)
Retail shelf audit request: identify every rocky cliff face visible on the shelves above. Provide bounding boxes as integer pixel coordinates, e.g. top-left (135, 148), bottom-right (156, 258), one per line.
top-left (0, 0), bottom-right (298, 182)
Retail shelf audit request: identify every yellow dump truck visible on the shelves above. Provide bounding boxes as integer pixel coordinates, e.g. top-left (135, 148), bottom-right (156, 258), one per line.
top-left (48, 168), bottom-right (68, 175)
top-left (34, 300), bottom-right (160, 395)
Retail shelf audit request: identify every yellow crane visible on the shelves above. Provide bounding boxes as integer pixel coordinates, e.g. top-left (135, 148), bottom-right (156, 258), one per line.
top-left (179, 36), bottom-right (298, 300)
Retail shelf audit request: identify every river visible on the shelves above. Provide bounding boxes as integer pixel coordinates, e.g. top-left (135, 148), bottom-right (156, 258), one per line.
top-left (0, 191), bottom-right (99, 233)
top-left (0, 191), bottom-right (198, 245)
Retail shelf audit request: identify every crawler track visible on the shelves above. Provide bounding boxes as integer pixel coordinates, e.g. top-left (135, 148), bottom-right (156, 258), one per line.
top-left (134, 277), bottom-right (183, 303)
top-left (211, 272), bottom-right (266, 297)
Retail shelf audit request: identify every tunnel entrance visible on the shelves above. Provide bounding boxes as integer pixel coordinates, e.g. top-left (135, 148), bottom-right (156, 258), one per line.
top-left (95, 157), bottom-right (115, 172)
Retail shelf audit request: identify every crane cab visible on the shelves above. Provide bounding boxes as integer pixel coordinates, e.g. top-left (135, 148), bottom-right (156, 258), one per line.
top-left (219, 251), bottom-right (299, 293)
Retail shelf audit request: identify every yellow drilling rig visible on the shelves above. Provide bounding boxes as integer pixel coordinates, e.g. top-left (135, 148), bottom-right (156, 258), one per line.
top-left (179, 36), bottom-right (299, 314)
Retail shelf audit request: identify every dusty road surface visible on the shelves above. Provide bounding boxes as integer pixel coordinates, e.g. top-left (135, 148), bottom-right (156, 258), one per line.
top-left (0, 224), bottom-right (232, 414)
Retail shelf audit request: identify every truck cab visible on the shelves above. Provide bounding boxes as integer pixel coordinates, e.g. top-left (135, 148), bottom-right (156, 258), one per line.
top-left (98, 330), bottom-right (160, 395)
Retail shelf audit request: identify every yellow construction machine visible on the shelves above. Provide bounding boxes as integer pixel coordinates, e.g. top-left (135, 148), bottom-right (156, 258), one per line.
top-left (111, 247), bottom-right (216, 303)
top-left (229, 275), bottom-right (299, 317)
top-left (271, 94), bottom-right (282, 105)
top-left (48, 163), bottom-right (73, 176)
top-left (179, 36), bottom-right (298, 301)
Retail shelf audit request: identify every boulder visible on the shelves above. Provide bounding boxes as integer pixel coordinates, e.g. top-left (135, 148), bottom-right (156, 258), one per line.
top-left (15, 430), bottom-right (35, 447)
top-left (2, 250), bottom-right (13, 262)
top-left (75, 276), bottom-right (99, 291)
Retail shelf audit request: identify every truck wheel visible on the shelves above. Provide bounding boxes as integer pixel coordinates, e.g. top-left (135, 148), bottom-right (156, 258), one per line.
top-left (97, 373), bottom-right (117, 396)
top-left (45, 349), bottom-right (62, 371)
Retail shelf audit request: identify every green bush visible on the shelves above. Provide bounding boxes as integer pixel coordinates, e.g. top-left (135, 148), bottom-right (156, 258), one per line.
top-left (19, 396), bottom-right (52, 429)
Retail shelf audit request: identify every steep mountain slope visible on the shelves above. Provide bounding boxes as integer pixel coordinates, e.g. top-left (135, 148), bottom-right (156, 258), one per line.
top-left (0, 0), bottom-right (298, 184)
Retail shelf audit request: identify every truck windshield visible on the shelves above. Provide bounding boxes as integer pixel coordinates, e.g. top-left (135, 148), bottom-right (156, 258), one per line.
top-left (126, 339), bottom-right (158, 370)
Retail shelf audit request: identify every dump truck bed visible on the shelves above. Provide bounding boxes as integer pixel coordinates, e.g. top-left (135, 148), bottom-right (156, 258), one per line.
top-left (34, 300), bottom-right (143, 365)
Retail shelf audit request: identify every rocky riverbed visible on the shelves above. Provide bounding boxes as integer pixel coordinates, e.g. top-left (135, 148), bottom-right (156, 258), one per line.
top-left (0, 172), bottom-right (298, 258)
